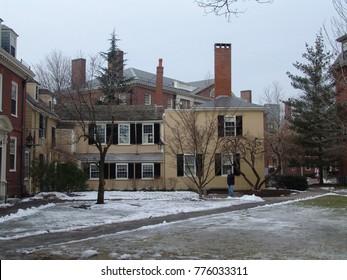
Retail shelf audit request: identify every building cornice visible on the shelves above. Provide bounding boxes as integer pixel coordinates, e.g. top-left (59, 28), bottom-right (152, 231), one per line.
top-left (0, 48), bottom-right (35, 79)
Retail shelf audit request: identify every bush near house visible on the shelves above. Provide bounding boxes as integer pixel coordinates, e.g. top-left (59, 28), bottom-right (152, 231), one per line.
top-left (31, 159), bottom-right (88, 193)
top-left (274, 175), bottom-right (308, 191)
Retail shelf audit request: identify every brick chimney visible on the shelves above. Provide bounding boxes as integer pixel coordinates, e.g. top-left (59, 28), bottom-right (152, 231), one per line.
top-left (108, 50), bottom-right (124, 78)
top-left (214, 43), bottom-right (232, 97)
top-left (71, 58), bottom-right (86, 89)
top-left (241, 90), bottom-right (252, 103)
top-left (154, 58), bottom-right (163, 106)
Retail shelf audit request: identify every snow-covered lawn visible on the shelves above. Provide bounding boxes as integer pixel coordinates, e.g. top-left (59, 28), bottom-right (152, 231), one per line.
top-left (0, 191), bottom-right (263, 240)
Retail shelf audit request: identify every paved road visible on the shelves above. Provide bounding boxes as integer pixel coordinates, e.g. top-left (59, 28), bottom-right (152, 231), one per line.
top-left (0, 190), bottom-right (347, 259)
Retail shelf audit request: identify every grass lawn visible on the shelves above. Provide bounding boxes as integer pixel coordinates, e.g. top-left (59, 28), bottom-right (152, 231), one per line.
top-left (298, 195), bottom-right (347, 208)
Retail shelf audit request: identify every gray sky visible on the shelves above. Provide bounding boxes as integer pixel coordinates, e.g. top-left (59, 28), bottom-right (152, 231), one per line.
top-left (1, 0), bottom-right (338, 102)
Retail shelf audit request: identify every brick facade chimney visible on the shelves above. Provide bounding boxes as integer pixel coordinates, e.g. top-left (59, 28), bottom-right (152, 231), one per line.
top-left (154, 58), bottom-right (163, 106)
top-left (241, 90), bottom-right (252, 103)
top-left (71, 58), bottom-right (86, 89)
top-left (214, 43), bottom-right (232, 97)
top-left (108, 50), bottom-right (124, 78)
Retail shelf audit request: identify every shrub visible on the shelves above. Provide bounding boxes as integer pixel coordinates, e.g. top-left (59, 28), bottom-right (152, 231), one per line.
top-left (30, 159), bottom-right (87, 193)
top-left (274, 175), bottom-right (308, 191)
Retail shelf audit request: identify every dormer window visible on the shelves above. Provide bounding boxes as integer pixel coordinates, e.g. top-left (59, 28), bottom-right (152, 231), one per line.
top-left (35, 85), bottom-right (39, 101)
top-left (343, 41), bottom-right (347, 60)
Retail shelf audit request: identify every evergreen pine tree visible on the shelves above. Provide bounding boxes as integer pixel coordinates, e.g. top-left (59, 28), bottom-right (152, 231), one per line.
top-left (287, 33), bottom-right (345, 184)
top-left (97, 30), bottom-right (132, 104)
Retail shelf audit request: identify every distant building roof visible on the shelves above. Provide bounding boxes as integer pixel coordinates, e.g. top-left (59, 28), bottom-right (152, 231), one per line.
top-left (195, 95), bottom-right (264, 110)
top-left (56, 104), bottom-right (164, 122)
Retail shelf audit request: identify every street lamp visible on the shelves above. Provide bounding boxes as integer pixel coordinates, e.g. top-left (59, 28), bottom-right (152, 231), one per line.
top-left (157, 139), bottom-right (165, 150)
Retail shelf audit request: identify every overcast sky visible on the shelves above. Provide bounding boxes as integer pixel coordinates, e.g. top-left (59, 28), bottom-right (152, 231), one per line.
top-left (1, 0), bottom-right (339, 102)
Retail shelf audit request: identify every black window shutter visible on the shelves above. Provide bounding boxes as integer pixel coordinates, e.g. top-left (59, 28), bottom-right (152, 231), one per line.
top-left (104, 163), bottom-right (109, 179)
top-left (128, 163), bottom-right (134, 179)
top-left (82, 163), bottom-right (90, 178)
top-left (130, 124), bottom-right (136, 144)
top-left (135, 163), bottom-right (142, 179)
top-left (154, 123), bottom-right (160, 144)
top-left (110, 163), bottom-right (116, 179)
top-left (106, 125), bottom-right (112, 144)
top-left (215, 153), bottom-right (222, 176)
top-left (217, 115), bottom-right (224, 138)
top-left (236, 116), bottom-right (243, 136)
top-left (136, 123), bottom-right (142, 144)
top-left (88, 124), bottom-right (96, 145)
top-left (196, 154), bottom-right (203, 177)
top-left (154, 163), bottom-right (161, 178)
top-left (113, 125), bottom-right (118, 144)
top-left (234, 153), bottom-right (241, 176)
top-left (177, 154), bottom-right (184, 177)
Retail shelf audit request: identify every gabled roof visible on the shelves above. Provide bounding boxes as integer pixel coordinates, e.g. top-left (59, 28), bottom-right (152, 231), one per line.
top-left (26, 94), bottom-right (60, 120)
top-left (195, 95), bottom-right (264, 110)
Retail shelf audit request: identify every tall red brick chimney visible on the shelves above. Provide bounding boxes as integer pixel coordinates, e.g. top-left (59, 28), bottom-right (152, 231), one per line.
top-left (71, 58), bottom-right (86, 88)
top-left (108, 50), bottom-right (124, 78)
top-left (214, 43), bottom-right (232, 97)
top-left (154, 58), bottom-right (163, 106)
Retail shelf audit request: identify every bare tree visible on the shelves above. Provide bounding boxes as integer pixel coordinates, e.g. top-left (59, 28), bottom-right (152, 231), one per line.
top-left (222, 134), bottom-right (266, 191)
top-left (33, 49), bottom-right (71, 93)
top-left (196, 0), bottom-right (273, 20)
top-left (164, 107), bottom-right (225, 198)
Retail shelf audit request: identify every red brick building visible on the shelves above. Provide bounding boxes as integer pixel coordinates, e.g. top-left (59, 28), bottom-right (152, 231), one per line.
top-left (0, 20), bottom-right (35, 200)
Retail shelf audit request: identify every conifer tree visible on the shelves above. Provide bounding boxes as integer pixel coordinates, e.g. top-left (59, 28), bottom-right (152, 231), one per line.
top-left (97, 30), bottom-right (132, 104)
top-left (287, 33), bottom-right (346, 184)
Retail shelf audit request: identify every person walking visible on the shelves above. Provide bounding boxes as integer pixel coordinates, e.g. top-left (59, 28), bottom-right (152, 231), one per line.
top-left (227, 170), bottom-right (235, 197)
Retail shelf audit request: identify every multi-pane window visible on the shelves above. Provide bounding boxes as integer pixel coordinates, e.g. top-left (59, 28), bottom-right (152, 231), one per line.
top-left (90, 164), bottom-right (99, 179)
top-left (142, 163), bottom-right (154, 178)
top-left (180, 99), bottom-right (189, 109)
top-left (11, 82), bottom-right (18, 116)
top-left (0, 74), bottom-right (3, 111)
top-left (119, 93), bottom-right (126, 105)
top-left (39, 115), bottom-right (47, 139)
top-left (96, 124), bottom-right (106, 144)
top-left (222, 154), bottom-right (233, 175)
top-left (143, 124), bottom-right (154, 144)
top-left (167, 99), bottom-right (173, 109)
top-left (119, 124), bottom-right (130, 144)
top-left (116, 163), bottom-right (128, 178)
top-left (35, 85), bottom-right (39, 101)
top-left (224, 116), bottom-right (236, 136)
top-left (145, 94), bottom-right (151, 105)
top-left (184, 155), bottom-right (196, 176)
top-left (9, 137), bottom-right (17, 171)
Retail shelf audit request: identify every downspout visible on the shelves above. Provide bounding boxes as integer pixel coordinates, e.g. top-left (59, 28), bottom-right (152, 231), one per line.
top-left (20, 78), bottom-right (28, 197)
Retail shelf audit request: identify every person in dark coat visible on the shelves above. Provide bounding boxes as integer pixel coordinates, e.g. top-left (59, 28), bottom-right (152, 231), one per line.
top-left (227, 170), bottom-right (235, 197)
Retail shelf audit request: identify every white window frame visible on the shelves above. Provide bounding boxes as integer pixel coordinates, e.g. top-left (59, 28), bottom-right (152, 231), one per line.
top-left (90, 164), bottom-right (99, 179)
top-left (224, 115), bottom-right (236, 137)
top-left (167, 98), bottom-right (173, 109)
top-left (119, 93), bottom-right (126, 105)
top-left (9, 137), bottom-right (17, 171)
top-left (95, 124), bottom-right (106, 144)
top-left (11, 81), bottom-right (18, 117)
top-left (184, 154), bottom-right (196, 176)
top-left (0, 74), bottom-right (3, 111)
top-left (142, 124), bottom-right (154, 144)
top-left (35, 84), bottom-right (39, 101)
top-left (118, 124), bottom-right (130, 144)
top-left (116, 163), bottom-right (128, 179)
top-left (145, 94), bottom-right (151, 105)
top-left (142, 163), bottom-right (154, 179)
top-left (221, 154), bottom-right (233, 175)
